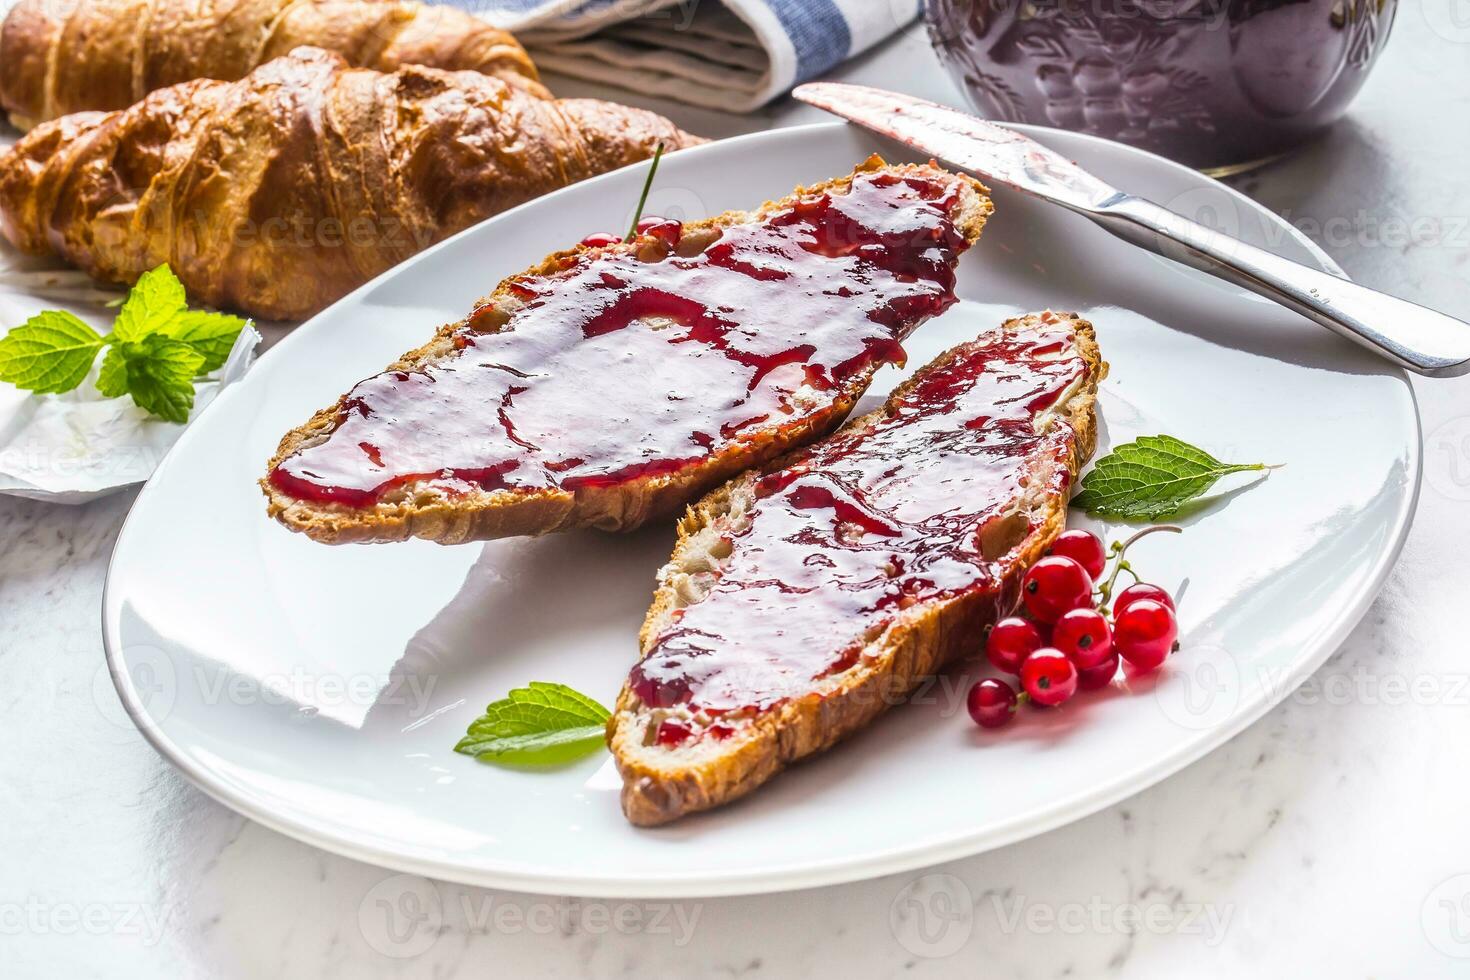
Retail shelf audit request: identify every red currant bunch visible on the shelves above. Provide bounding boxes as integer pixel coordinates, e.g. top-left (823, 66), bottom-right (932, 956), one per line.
top-left (968, 526), bottom-right (1182, 729)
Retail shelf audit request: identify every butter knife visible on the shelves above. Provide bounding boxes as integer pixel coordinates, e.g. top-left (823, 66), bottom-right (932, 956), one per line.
top-left (793, 82), bottom-right (1470, 378)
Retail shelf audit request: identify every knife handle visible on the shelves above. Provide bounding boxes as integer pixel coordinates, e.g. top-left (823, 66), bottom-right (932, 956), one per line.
top-left (1087, 195), bottom-right (1470, 377)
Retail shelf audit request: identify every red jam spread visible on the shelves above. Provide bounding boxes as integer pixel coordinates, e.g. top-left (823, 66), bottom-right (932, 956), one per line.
top-left (629, 320), bottom-right (1086, 720)
top-left (268, 170), bottom-right (976, 508)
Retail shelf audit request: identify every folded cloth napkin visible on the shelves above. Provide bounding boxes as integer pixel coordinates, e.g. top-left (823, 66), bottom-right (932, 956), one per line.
top-left (460, 0), bottom-right (918, 112)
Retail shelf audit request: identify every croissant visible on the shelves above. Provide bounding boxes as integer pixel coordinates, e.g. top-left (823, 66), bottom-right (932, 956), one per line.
top-left (0, 0), bottom-right (548, 129)
top-left (0, 47), bottom-right (701, 321)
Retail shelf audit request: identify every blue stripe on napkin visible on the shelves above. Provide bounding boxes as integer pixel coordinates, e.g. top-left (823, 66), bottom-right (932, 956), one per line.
top-left (764, 0), bottom-right (853, 81)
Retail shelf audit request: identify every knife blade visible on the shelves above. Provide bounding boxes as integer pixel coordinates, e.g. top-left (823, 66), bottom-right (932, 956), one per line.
top-left (793, 82), bottom-right (1470, 377)
top-left (794, 81), bottom-right (1119, 212)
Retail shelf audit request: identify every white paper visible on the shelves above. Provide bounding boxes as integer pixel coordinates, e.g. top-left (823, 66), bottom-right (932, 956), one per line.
top-left (0, 323), bottom-right (260, 503)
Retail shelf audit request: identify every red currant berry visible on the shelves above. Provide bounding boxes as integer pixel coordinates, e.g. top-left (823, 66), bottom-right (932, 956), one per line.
top-left (986, 617), bottom-right (1043, 674)
top-left (635, 216), bottom-right (683, 246)
top-left (1113, 582), bottom-right (1175, 617)
top-left (1021, 556), bottom-right (1094, 624)
top-left (652, 222), bottom-right (683, 245)
top-left (1076, 653), bottom-right (1120, 691)
top-left (1047, 529), bottom-right (1107, 580)
top-left (966, 678), bottom-right (1018, 729)
top-left (1019, 648), bottom-right (1078, 706)
top-left (1052, 607), bottom-right (1113, 669)
top-left (579, 232), bottom-right (623, 248)
top-left (1114, 599), bottom-right (1179, 672)
top-left (636, 215), bottom-right (664, 232)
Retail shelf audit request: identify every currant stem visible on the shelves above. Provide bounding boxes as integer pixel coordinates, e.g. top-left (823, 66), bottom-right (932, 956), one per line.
top-left (1097, 524), bottom-right (1181, 607)
top-left (625, 142), bottom-right (666, 241)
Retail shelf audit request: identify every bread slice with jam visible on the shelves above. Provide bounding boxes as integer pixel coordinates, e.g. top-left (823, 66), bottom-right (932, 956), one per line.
top-left (261, 156), bottom-right (992, 544)
top-left (608, 311), bottom-right (1105, 825)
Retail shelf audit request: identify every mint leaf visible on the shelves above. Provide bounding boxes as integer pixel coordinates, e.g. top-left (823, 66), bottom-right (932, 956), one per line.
top-left (112, 264), bottom-right (187, 342)
top-left (95, 346), bottom-right (129, 398)
top-left (2, 263), bottom-right (248, 423)
top-left (1071, 434), bottom-right (1270, 520)
top-left (162, 310), bottom-right (248, 373)
top-left (0, 310), bottom-right (105, 394)
top-left (103, 335), bottom-right (206, 423)
top-left (456, 682), bottom-right (611, 767)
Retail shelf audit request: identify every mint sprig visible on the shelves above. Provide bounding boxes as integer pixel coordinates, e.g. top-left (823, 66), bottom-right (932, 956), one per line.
top-left (1071, 435), bottom-right (1273, 520)
top-left (455, 682), bottom-right (611, 767)
top-left (0, 264), bottom-right (248, 423)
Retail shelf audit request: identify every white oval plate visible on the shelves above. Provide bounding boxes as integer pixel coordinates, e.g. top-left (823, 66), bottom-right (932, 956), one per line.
top-left (103, 122), bottom-right (1419, 898)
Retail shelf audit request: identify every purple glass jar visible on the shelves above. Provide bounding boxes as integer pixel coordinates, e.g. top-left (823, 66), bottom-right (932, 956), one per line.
top-left (924, 0), bottom-right (1398, 172)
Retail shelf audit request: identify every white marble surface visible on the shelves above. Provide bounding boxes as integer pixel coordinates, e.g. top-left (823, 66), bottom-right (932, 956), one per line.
top-left (5, 9), bottom-right (1470, 978)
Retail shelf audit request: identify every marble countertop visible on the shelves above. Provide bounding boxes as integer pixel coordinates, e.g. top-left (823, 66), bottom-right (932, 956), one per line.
top-left (5, 11), bottom-right (1470, 978)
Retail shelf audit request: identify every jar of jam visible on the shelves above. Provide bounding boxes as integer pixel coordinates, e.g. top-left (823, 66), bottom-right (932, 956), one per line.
top-left (924, 0), bottom-right (1397, 173)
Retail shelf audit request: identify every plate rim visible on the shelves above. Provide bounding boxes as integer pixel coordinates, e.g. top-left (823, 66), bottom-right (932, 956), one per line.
top-left (101, 120), bottom-right (1421, 898)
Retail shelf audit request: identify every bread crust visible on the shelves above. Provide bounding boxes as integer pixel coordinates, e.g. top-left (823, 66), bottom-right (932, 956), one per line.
top-left (608, 312), bottom-right (1106, 826)
top-left (260, 158), bottom-right (994, 544)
